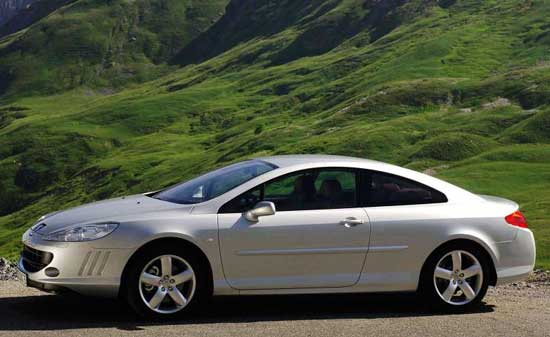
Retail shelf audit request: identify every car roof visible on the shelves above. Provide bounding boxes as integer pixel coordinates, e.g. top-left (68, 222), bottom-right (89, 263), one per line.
top-left (256, 154), bottom-right (382, 168)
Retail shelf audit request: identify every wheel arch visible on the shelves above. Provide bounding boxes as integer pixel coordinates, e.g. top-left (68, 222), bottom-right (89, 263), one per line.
top-left (119, 236), bottom-right (214, 299)
top-left (419, 238), bottom-right (498, 289)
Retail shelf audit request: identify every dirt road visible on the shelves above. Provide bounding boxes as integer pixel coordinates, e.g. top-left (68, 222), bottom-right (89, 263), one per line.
top-left (0, 280), bottom-right (549, 337)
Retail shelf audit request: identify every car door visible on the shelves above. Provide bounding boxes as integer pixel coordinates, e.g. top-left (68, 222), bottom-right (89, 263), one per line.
top-left (360, 170), bottom-right (450, 290)
top-left (217, 168), bottom-right (371, 290)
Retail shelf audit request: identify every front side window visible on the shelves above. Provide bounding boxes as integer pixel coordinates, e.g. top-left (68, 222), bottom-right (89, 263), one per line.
top-left (220, 168), bottom-right (358, 213)
top-left (363, 171), bottom-right (447, 207)
top-left (152, 160), bottom-right (276, 205)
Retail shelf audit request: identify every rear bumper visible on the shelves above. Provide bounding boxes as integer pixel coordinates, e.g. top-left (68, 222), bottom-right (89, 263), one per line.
top-left (495, 228), bottom-right (536, 286)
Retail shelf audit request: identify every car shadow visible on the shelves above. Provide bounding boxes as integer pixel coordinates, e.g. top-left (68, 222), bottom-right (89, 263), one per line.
top-left (0, 292), bottom-right (495, 331)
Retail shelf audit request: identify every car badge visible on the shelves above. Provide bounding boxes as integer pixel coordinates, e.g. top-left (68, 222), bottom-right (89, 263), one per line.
top-left (31, 223), bottom-right (47, 233)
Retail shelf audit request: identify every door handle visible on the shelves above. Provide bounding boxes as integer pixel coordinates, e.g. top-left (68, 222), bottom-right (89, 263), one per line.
top-left (340, 217), bottom-right (364, 228)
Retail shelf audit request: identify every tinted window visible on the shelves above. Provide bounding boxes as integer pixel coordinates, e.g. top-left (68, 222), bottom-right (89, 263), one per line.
top-left (152, 160), bottom-right (276, 205)
top-left (219, 186), bottom-right (263, 213)
top-left (363, 171), bottom-right (447, 206)
top-left (220, 169), bottom-right (358, 213)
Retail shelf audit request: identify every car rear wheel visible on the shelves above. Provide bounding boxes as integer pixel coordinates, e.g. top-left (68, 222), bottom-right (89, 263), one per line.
top-left (421, 243), bottom-right (490, 311)
top-left (124, 245), bottom-right (208, 318)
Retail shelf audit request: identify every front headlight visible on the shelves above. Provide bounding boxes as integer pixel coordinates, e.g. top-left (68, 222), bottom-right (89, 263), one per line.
top-left (43, 223), bottom-right (119, 242)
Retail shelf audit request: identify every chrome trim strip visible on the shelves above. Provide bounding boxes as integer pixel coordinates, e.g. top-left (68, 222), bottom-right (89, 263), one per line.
top-left (368, 245), bottom-right (408, 252)
top-left (237, 247), bottom-right (369, 256)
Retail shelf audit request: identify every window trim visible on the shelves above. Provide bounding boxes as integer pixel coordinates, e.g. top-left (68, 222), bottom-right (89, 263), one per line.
top-left (359, 169), bottom-right (448, 207)
top-left (218, 167), bottom-right (361, 214)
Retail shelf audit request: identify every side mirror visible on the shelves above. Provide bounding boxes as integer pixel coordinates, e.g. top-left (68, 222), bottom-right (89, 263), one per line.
top-left (244, 201), bottom-right (276, 222)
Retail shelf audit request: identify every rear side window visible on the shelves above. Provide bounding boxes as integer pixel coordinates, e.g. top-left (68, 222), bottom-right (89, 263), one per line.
top-left (362, 171), bottom-right (447, 207)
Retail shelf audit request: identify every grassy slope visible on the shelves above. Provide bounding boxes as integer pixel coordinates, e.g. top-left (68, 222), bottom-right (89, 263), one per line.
top-left (0, 0), bottom-right (228, 96)
top-left (0, 0), bottom-right (549, 267)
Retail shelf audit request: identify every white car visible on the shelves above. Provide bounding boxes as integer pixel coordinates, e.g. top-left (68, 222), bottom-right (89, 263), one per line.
top-left (18, 155), bottom-right (536, 318)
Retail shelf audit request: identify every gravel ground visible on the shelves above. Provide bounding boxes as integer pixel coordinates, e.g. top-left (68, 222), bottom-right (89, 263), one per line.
top-left (0, 258), bottom-right (18, 281)
top-left (0, 267), bottom-right (549, 337)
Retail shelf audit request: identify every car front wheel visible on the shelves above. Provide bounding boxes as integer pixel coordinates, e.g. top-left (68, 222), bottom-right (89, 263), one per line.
top-left (124, 245), bottom-right (207, 318)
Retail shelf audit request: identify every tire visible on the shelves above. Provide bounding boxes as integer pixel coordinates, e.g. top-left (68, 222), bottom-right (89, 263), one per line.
top-left (420, 242), bottom-right (491, 311)
top-left (123, 244), bottom-right (210, 319)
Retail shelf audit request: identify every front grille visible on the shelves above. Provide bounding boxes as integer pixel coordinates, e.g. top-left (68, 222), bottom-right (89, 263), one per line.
top-left (21, 245), bottom-right (53, 273)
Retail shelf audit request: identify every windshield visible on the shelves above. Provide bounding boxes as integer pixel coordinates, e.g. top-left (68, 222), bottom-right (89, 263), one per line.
top-left (152, 160), bottom-right (277, 205)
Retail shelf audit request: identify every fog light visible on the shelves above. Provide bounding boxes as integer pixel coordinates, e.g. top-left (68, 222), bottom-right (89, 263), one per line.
top-left (44, 267), bottom-right (59, 277)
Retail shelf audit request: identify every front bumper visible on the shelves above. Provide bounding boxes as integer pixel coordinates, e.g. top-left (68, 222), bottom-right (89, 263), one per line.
top-left (19, 229), bottom-right (133, 298)
top-left (17, 259), bottom-right (69, 293)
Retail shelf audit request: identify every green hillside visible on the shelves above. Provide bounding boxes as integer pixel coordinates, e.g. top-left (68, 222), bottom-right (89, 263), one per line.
top-left (0, 0), bottom-right (228, 96)
top-left (0, 0), bottom-right (549, 268)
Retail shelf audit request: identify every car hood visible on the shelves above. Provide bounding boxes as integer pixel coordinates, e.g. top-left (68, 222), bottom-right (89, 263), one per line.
top-left (32, 194), bottom-right (187, 235)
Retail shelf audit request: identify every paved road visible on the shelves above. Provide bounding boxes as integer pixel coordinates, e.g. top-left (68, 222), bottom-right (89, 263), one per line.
top-left (0, 281), bottom-right (549, 337)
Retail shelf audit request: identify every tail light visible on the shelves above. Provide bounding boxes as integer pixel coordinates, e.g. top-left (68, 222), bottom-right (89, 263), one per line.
top-left (505, 211), bottom-right (528, 228)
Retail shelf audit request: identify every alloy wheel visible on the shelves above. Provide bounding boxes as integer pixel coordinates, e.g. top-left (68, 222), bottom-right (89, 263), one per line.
top-left (433, 250), bottom-right (483, 306)
top-left (138, 254), bottom-right (196, 314)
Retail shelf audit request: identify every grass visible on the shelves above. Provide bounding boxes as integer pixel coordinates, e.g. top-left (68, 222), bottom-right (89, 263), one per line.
top-left (439, 160), bottom-right (550, 269)
top-left (0, 0), bottom-right (228, 96)
top-left (0, 0), bottom-right (548, 269)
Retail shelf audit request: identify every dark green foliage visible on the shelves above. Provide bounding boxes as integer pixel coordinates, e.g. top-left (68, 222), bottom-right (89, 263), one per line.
top-left (438, 0), bottom-right (457, 8)
top-left (271, 0), bottom-right (416, 65)
top-left (0, 0), bottom-right (228, 95)
top-left (0, 64), bottom-right (14, 96)
top-left (173, 0), bottom-right (334, 65)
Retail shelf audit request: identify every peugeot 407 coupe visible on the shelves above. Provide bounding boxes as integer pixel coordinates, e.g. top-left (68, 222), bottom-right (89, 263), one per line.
top-left (18, 155), bottom-right (535, 318)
